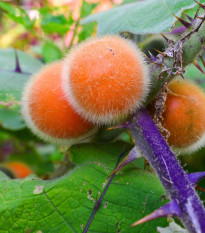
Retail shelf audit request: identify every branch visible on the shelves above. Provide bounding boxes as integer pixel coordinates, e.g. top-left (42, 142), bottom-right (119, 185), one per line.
top-left (110, 7), bottom-right (205, 232)
top-left (146, 12), bottom-right (205, 104)
top-left (127, 108), bottom-right (205, 233)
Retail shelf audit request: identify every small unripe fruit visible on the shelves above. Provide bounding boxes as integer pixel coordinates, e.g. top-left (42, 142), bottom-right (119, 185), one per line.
top-left (21, 61), bottom-right (96, 145)
top-left (4, 162), bottom-right (32, 178)
top-left (162, 78), bottom-right (205, 153)
top-left (62, 35), bottom-right (150, 125)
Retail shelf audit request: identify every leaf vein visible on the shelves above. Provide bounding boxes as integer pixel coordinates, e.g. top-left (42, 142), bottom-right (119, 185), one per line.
top-left (43, 189), bottom-right (77, 233)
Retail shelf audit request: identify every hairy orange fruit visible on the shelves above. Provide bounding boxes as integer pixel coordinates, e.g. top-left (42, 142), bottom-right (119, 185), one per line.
top-left (62, 35), bottom-right (150, 125)
top-left (163, 78), bottom-right (205, 153)
top-left (21, 61), bottom-right (96, 145)
top-left (5, 162), bottom-right (32, 178)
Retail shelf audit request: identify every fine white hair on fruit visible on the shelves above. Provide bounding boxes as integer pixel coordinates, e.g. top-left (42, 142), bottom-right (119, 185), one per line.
top-left (21, 61), bottom-right (97, 146)
top-left (159, 77), bottom-right (205, 155)
top-left (62, 35), bottom-right (150, 125)
top-left (174, 132), bottom-right (205, 154)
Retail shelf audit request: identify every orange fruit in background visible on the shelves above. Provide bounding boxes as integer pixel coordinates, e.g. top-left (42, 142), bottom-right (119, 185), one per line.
top-left (162, 78), bottom-right (205, 153)
top-left (21, 61), bottom-right (96, 145)
top-left (62, 35), bottom-right (150, 125)
top-left (4, 162), bottom-right (32, 179)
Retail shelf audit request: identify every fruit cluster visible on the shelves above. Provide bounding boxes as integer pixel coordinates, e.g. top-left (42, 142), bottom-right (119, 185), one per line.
top-left (21, 35), bottom-right (205, 154)
top-left (21, 35), bottom-right (149, 146)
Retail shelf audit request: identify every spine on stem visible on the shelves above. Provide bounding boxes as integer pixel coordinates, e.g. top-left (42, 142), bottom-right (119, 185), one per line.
top-left (128, 108), bottom-right (205, 233)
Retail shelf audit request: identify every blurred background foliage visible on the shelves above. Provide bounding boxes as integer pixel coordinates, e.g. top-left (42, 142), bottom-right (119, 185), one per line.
top-left (0, 0), bottom-right (205, 201)
top-left (0, 0), bottom-right (122, 61)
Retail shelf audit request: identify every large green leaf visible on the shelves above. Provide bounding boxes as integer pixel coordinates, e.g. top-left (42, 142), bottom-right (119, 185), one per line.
top-left (82, 0), bottom-right (205, 35)
top-left (0, 142), bottom-right (167, 232)
top-left (0, 108), bottom-right (25, 130)
top-left (0, 49), bottom-right (43, 130)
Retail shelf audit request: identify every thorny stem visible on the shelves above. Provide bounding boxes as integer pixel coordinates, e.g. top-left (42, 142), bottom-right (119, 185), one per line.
top-left (138, 19), bottom-right (205, 231)
top-left (82, 9), bottom-right (205, 232)
top-left (147, 12), bottom-right (205, 104)
top-left (181, 14), bottom-right (205, 43)
top-left (127, 108), bottom-right (205, 233)
top-left (83, 149), bottom-right (125, 233)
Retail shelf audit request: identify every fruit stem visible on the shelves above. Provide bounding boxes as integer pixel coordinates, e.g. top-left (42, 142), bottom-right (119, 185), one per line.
top-left (128, 108), bottom-right (205, 233)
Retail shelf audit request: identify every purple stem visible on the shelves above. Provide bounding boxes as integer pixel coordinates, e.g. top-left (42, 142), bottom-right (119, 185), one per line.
top-left (126, 108), bottom-right (205, 233)
top-left (83, 149), bottom-right (125, 233)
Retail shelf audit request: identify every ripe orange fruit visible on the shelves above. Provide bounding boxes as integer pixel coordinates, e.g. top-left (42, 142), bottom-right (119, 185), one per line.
top-left (62, 35), bottom-right (150, 124)
top-left (21, 61), bottom-right (96, 145)
top-left (162, 78), bottom-right (205, 153)
top-left (4, 162), bottom-right (32, 178)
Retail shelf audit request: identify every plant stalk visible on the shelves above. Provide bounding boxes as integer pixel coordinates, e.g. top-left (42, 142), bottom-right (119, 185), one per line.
top-left (127, 108), bottom-right (205, 233)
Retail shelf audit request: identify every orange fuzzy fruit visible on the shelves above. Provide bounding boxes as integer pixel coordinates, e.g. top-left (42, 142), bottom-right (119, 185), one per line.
top-left (162, 78), bottom-right (205, 153)
top-left (62, 35), bottom-right (150, 125)
top-left (4, 162), bottom-right (32, 178)
top-left (21, 61), bottom-right (96, 145)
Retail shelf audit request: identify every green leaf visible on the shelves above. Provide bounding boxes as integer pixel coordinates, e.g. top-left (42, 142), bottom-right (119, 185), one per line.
top-left (0, 142), bottom-right (167, 232)
top-left (78, 22), bottom-right (96, 42)
top-left (0, 2), bottom-right (34, 30)
top-left (0, 108), bottom-right (25, 130)
top-left (0, 49), bottom-right (43, 130)
top-left (41, 13), bottom-right (71, 35)
top-left (95, 128), bottom-right (126, 142)
top-left (78, 0), bottom-right (98, 42)
top-left (185, 62), bottom-right (205, 90)
top-left (0, 171), bottom-right (11, 181)
top-left (122, 0), bottom-right (140, 3)
top-left (80, 0), bottom-right (98, 18)
top-left (82, 0), bottom-right (205, 35)
top-left (69, 142), bottom-right (133, 169)
top-left (42, 42), bottom-right (63, 63)
top-left (0, 49), bottom-right (42, 83)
